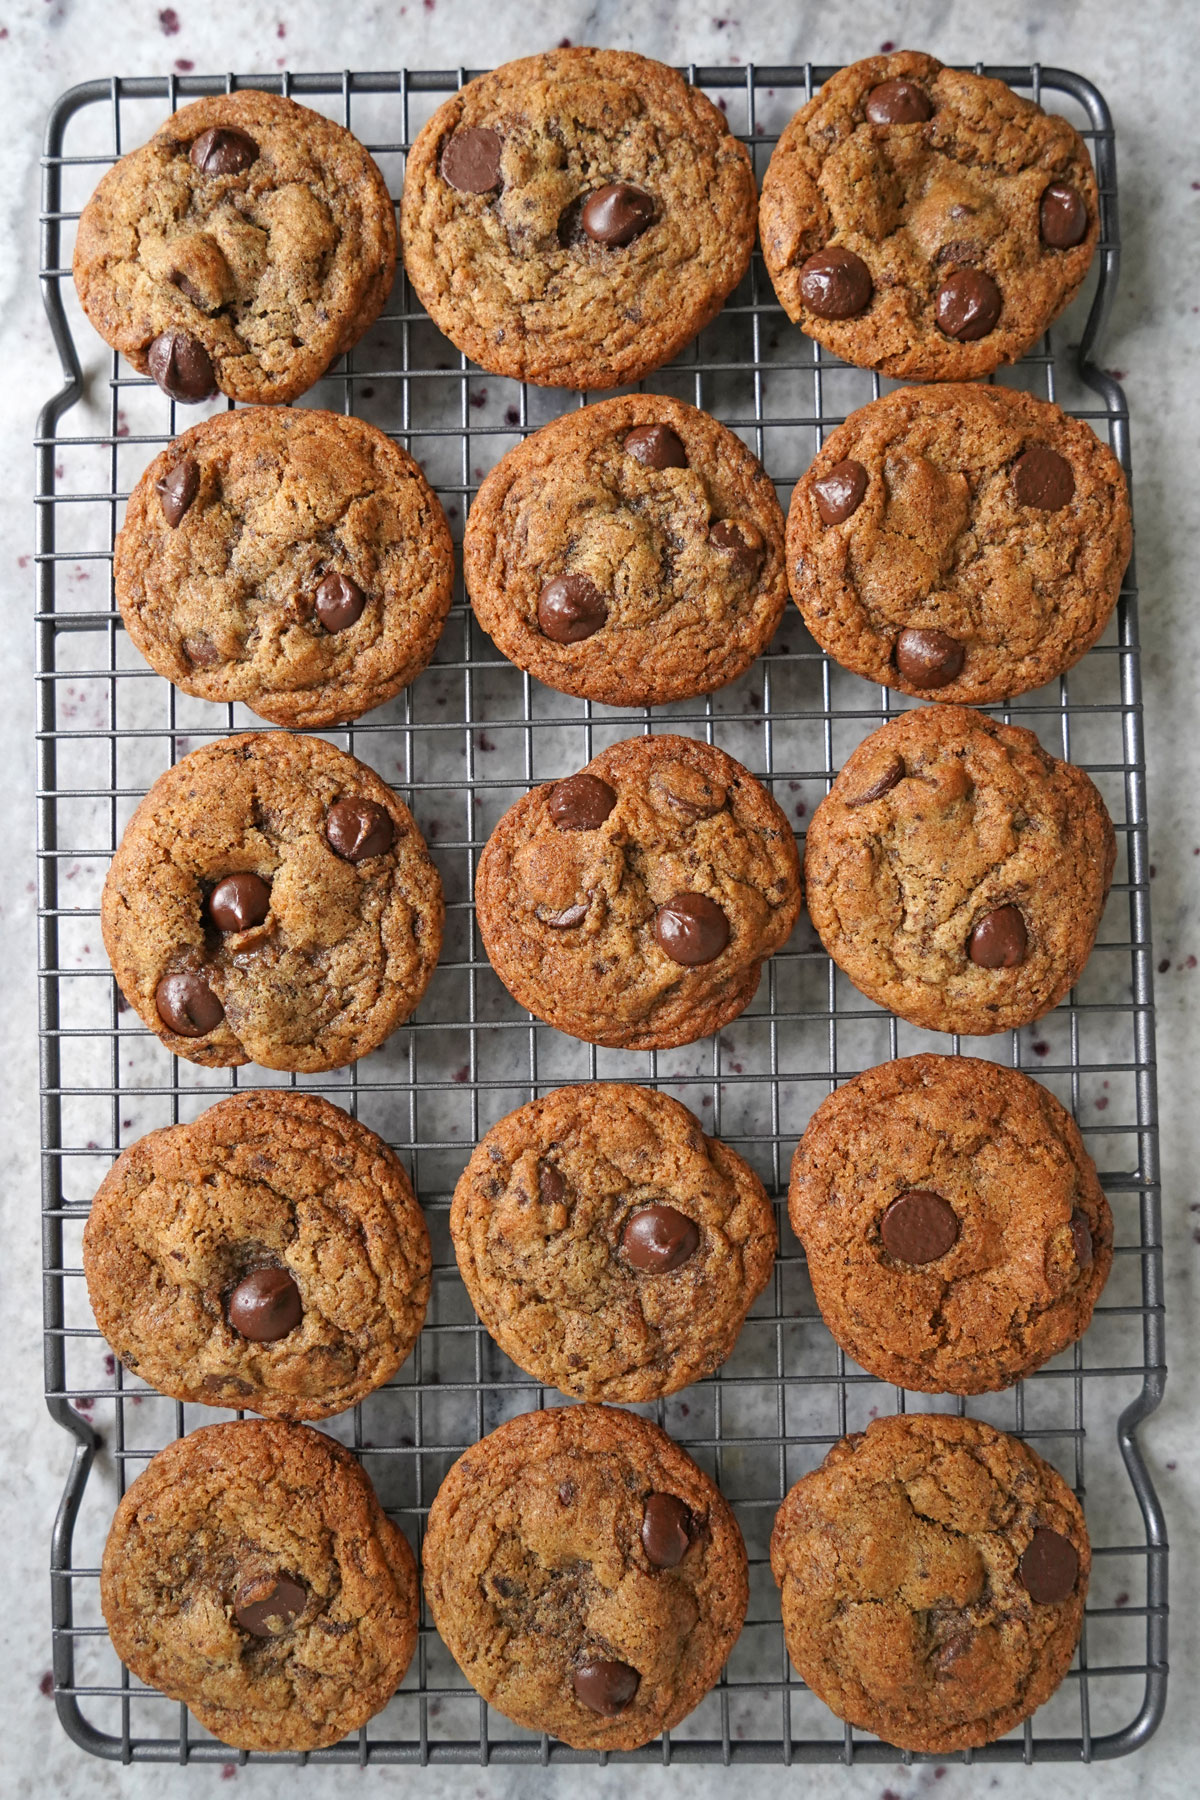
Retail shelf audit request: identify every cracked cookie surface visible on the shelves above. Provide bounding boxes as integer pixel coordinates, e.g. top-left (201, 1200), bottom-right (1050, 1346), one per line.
top-left (423, 1404), bottom-right (747, 1750)
top-left (115, 408), bottom-right (453, 727)
top-left (74, 90), bottom-right (397, 406)
top-left (475, 734), bottom-right (802, 1049)
top-left (84, 1091), bottom-right (431, 1420)
top-left (760, 52), bottom-right (1098, 379)
top-left (101, 1419), bottom-right (418, 1751)
top-left (451, 1083), bottom-right (776, 1401)
top-left (803, 706), bottom-right (1115, 1035)
top-left (770, 1413), bottom-right (1089, 1750)
top-left (400, 47), bottom-right (756, 389)
top-left (787, 385), bottom-right (1131, 704)
top-left (788, 1055), bottom-right (1112, 1393)
top-left (464, 394), bottom-right (787, 705)
top-left (101, 732), bottom-right (443, 1072)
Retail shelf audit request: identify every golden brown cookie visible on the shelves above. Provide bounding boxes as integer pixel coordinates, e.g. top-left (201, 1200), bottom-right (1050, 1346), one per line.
top-left (101, 1420), bottom-right (418, 1751)
top-left (83, 1091), bottom-right (431, 1420)
top-left (803, 707), bottom-right (1115, 1034)
top-left (451, 1083), bottom-right (776, 1400)
top-left (475, 734), bottom-right (802, 1050)
top-left (101, 732), bottom-right (443, 1072)
top-left (464, 394), bottom-right (787, 705)
top-left (788, 1055), bottom-right (1112, 1392)
top-left (115, 408), bottom-right (453, 727)
top-left (400, 48), bottom-right (756, 389)
top-left (788, 385), bottom-right (1131, 704)
top-left (74, 91), bottom-right (397, 405)
top-left (759, 52), bottom-right (1098, 379)
top-left (423, 1404), bottom-right (747, 1750)
top-left (771, 1413), bottom-right (1090, 1750)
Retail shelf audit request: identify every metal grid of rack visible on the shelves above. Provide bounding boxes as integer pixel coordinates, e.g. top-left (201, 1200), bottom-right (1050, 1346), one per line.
top-left (37, 63), bottom-right (1166, 1767)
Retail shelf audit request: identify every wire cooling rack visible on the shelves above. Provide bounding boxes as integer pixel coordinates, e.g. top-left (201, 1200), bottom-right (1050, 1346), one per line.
top-left (37, 63), bottom-right (1167, 1768)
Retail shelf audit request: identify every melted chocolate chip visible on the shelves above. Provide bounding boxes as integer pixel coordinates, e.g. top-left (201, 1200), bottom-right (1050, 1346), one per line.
top-left (209, 872), bottom-right (270, 933)
top-left (1039, 182), bottom-right (1088, 249)
top-left (1018, 1528), bottom-right (1079, 1603)
top-left (797, 247), bottom-right (873, 319)
top-left (537, 574), bottom-right (608, 643)
top-left (812, 459), bottom-right (868, 525)
top-left (441, 125), bottom-right (503, 193)
top-left (708, 518), bottom-right (762, 577)
top-left (572, 1660), bottom-right (639, 1715)
top-left (233, 1572), bottom-right (306, 1637)
top-left (654, 892), bottom-right (729, 965)
top-left (865, 79), bottom-right (933, 125)
top-left (147, 329), bottom-right (217, 403)
top-left (541, 901), bottom-right (589, 929)
top-left (228, 1266), bottom-right (302, 1341)
top-left (548, 773), bottom-right (617, 831)
top-left (315, 571), bottom-right (366, 632)
top-left (624, 424), bottom-right (688, 470)
top-left (325, 798), bottom-right (394, 862)
top-left (1070, 1209), bottom-right (1094, 1269)
top-left (935, 269), bottom-right (1002, 341)
top-left (642, 1493), bottom-right (693, 1568)
top-left (968, 905), bottom-right (1028, 969)
top-left (156, 456), bottom-right (200, 527)
top-left (155, 971), bottom-right (224, 1037)
top-left (846, 752), bottom-right (904, 808)
top-left (621, 1204), bottom-right (701, 1272)
top-left (189, 127), bottom-right (259, 176)
top-left (1012, 445), bottom-right (1076, 510)
top-left (895, 627), bottom-right (965, 689)
top-left (880, 1191), bottom-right (960, 1265)
top-left (539, 1163), bottom-right (565, 1208)
top-left (581, 183), bottom-right (655, 247)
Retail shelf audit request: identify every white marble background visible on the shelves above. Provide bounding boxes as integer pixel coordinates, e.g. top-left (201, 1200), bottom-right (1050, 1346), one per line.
top-left (2, 0), bottom-right (1197, 1794)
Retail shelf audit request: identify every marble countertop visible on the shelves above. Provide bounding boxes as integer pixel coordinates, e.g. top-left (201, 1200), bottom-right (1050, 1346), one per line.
top-left (2, 0), bottom-right (1197, 1793)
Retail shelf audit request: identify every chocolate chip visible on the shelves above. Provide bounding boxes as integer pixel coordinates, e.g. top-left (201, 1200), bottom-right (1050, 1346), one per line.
top-left (233, 1572), bottom-right (306, 1638)
top-left (968, 905), bottom-right (1028, 969)
top-left (1018, 1528), bottom-right (1079, 1603)
top-left (228, 1266), bottom-right (302, 1341)
top-left (880, 1191), bottom-right (960, 1265)
top-left (624, 424), bottom-right (688, 470)
top-left (1040, 182), bottom-right (1088, 249)
top-left (557, 1479), bottom-right (576, 1506)
top-left (147, 330), bottom-right (217, 403)
top-left (537, 573), bottom-right (607, 643)
top-left (895, 627), bottom-right (965, 689)
top-left (1012, 445), bottom-right (1076, 510)
top-left (846, 752), bottom-right (904, 808)
top-left (1070, 1209), bottom-right (1094, 1269)
top-left (539, 1163), bottom-right (565, 1208)
top-left (708, 518), bottom-right (762, 578)
top-left (190, 127), bottom-right (259, 176)
top-left (653, 761), bottom-right (726, 821)
top-left (654, 892), bottom-right (729, 966)
top-left (548, 773), bottom-right (617, 831)
top-left (441, 125), bottom-right (503, 193)
top-left (183, 635), bottom-right (222, 667)
top-left (572, 1659), bottom-right (639, 1715)
top-left (865, 79), bottom-right (933, 125)
top-left (325, 798), bottom-right (394, 862)
top-left (155, 971), bottom-right (223, 1037)
top-left (642, 1493), bottom-right (693, 1568)
top-left (541, 901), bottom-right (589, 929)
top-left (935, 269), bottom-right (1002, 341)
top-left (797, 247), bottom-right (873, 319)
top-left (621, 1204), bottom-right (701, 1272)
top-left (315, 571), bottom-right (366, 632)
top-left (581, 183), bottom-right (655, 247)
top-left (156, 456), bottom-right (200, 527)
top-left (812, 459), bottom-right (868, 525)
top-left (208, 872), bottom-right (271, 933)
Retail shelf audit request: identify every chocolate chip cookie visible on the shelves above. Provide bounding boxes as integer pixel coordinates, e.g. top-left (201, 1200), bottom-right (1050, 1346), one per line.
top-left (101, 1420), bottom-right (418, 1751)
top-left (451, 1083), bottom-right (775, 1400)
top-left (804, 706), bottom-right (1115, 1035)
top-left (464, 395), bottom-right (787, 706)
top-left (115, 408), bottom-right (453, 727)
top-left (400, 48), bottom-right (756, 389)
top-left (788, 385), bottom-right (1132, 704)
top-left (475, 734), bottom-right (802, 1049)
top-left (423, 1404), bottom-right (747, 1750)
top-left (760, 53), bottom-right (1099, 379)
top-left (101, 732), bottom-right (443, 1071)
top-left (771, 1413), bottom-right (1089, 1751)
top-left (789, 1055), bottom-right (1112, 1393)
top-left (84, 1091), bottom-right (431, 1419)
top-left (74, 90), bottom-right (397, 406)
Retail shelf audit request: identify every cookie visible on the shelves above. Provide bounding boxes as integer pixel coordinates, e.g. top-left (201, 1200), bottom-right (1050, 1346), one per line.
top-left (760, 52), bottom-right (1099, 379)
top-left (475, 733), bottom-right (802, 1050)
top-left (788, 385), bottom-right (1132, 704)
top-left (114, 408), bottom-right (453, 728)
top-left (101, 732), bottom-right (443, 1072)
top-left (451, 1083), bottom-right (776, 1401)
top-left (423, 1404), bottom-right (747, 1750)
top-left (83, 1091), bottom-right (431, 1420)
top-left (464, 394), bottom-right (787, 706)
top-left (788, 1055), bottom-right (1112, 1393)
top-left (400, 47), bottom-right (756, 389)
top-left (74, 90), bottom-right (397, 406)
top-left (770, 1413), bottom-right (1089, 1751)
top-left (803, 706), bottom-right (1115, 1035)
top-left (101, 1420), bottom-right (418, 1751)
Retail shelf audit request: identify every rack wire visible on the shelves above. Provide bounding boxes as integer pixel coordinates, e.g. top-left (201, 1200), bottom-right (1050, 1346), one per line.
top-left (37, 62), bottom-right (1167, 1767)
